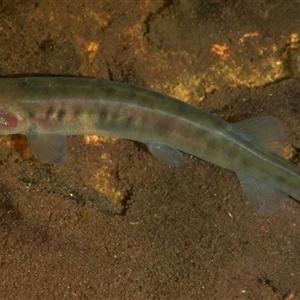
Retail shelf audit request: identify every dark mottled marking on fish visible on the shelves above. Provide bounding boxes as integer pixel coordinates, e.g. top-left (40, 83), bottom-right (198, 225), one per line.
top-left (56, 109), bottom-right (66, 122)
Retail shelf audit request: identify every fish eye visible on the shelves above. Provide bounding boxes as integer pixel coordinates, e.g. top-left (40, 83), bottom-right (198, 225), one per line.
top-left (0, 112), bottom-right (19, 130)
top-left (0, 116), bottom-right (8, 126)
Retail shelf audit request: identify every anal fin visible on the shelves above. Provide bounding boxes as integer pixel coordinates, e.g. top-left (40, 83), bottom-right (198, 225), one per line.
top-left (237, 173), bottom-right (287, 215)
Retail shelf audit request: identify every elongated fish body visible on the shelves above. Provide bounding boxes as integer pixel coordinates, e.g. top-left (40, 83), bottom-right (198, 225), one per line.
top-left (0, 77), bottom-right (298, 214)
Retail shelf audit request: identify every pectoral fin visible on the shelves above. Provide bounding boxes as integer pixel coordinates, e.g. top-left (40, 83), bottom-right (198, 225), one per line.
top-left (146, 142), bottom-right (183, 168)
top-left (26, 126), bottom-right (68, 165)
top-left (237, 173), bottom-right (287, 215)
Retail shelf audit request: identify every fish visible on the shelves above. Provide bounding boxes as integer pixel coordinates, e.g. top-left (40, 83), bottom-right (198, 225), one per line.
top-left (0, 76), bottom-right (298, 214)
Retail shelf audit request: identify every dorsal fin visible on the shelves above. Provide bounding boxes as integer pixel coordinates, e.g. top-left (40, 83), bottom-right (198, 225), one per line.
top-left (229, 116), bottom-right (285, 155)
